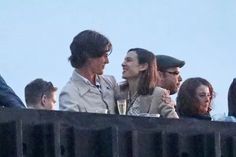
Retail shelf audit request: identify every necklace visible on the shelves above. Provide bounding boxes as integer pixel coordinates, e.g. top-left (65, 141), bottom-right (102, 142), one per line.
top-left (127, 91), bottom-right (139, 111)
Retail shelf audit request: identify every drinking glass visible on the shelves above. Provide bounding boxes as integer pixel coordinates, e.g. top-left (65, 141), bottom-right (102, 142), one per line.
top-left (117, 99), bottom-right (127, 115)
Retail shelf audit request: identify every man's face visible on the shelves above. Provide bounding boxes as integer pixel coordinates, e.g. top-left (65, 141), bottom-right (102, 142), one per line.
top-left (42, 91), bottom-right (57, 110)
top-left (159, 67), bottom-right (182, 95)
top-left (87, 52), bottom-right (109, 75)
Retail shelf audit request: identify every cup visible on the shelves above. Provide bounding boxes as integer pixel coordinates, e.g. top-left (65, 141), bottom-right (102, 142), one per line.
top-left (117, 99), bottom-right (127, 115)
top-left (95, 109), bottom-right (108, 114)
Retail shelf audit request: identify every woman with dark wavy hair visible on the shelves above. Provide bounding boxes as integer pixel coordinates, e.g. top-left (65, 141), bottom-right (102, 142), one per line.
top-left (116, 48), bottom-right (178, 118)
top-left (176, 77), bottom-right (215, 120)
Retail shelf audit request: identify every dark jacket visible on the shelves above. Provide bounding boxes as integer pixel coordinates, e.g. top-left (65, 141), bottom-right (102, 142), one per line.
top-left (228, 78), bottom-right (236, 116)
top-left (0, 75), bottom-right (25, 108)
top-left (180, 114), bottom-right (212, 121)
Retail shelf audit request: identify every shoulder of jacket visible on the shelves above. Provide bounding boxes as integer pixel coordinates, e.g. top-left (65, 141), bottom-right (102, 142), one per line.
top-left (153, 86), bottom-right (167, 94)
top-left (99, 75), bottom-right (117, 87)
top-left (61, 80), bottom-right (80, 93)
top-left (101, 75), bottom-right (116, 81)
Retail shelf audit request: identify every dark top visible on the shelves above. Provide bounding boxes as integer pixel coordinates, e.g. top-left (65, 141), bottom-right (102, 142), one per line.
top-left (228, 78), bottom-right (236, 116)
top-left (0, 75), bottom-right (25, 108)
top-left (180, 114), bottom-right (212, 121)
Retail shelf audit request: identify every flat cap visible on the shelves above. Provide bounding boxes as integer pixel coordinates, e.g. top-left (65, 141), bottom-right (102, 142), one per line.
top-left (156, 55), bottom-right (185, 71)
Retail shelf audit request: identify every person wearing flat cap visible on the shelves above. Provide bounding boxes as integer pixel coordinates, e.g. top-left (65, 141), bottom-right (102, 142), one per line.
top-left (156, 55), bottom-right (185, 95)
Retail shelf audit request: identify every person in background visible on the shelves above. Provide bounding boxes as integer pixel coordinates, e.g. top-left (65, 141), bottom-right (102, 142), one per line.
top-left (25, 78), bottom-right (57, 110)
top-left (0, 74), bottom-right (25, 108)
top-left (176, 77), bottom-right (215, 120)
top-left (228, 78), bottom-right (236, 117)
top-left (212, 78), bottom-right (236, 122)
top-left (116, 48), bottom-right (179, 118)
top-left (156, 55), bottom-right (185, 95)
top-left (59, 30), bottom-right (116, 114)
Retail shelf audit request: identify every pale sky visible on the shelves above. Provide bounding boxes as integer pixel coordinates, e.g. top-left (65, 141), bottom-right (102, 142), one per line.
top-left (1, 0), bottom-right (236, 115)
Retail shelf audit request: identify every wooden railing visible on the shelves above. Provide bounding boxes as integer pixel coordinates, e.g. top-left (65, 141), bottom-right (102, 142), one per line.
top-left (0, 108), bottom-right (235, 157)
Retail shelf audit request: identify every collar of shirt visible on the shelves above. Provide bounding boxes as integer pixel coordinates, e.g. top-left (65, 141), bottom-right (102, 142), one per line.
top-left (73, 70), bottom-right (101, 95)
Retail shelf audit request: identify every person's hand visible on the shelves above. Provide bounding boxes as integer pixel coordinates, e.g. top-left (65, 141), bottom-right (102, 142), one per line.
top-left (162, 90), bottom-right (176, 108)
top-left (162, 90), bottom-right (171, 104)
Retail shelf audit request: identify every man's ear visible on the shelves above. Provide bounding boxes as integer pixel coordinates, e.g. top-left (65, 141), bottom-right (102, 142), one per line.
top-left (159, 71), bottom-right (165, 81)
top-left (159, 71), bottom-right (164, 77)
top-left (139, 63), bottom-right (148, 71)
top-left (41, 95), bottom-right (47, 106)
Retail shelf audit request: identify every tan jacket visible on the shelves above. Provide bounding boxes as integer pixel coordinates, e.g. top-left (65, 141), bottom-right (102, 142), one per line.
top-left (59, 70), bottom-right (117, 114)
top-left (126, 87), bottom-right (179, 118)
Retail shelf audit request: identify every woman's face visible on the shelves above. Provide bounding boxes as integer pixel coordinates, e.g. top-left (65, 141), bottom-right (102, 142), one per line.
top-left (122, 51), bottom-right (147, 80)
top-left (195, 84), bottom-right (211, 114)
